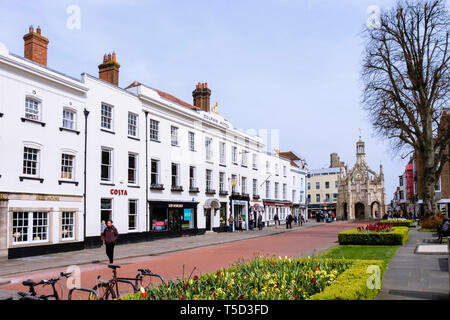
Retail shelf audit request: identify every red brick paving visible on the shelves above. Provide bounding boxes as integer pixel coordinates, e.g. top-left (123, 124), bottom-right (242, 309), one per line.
top-left (0, 222), bottom-right (362, 299)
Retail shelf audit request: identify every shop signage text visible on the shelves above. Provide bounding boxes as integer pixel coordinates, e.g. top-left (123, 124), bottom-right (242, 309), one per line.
top-left (36, 195), bottom-right (60, 201)
top-left (110, 189), bottom-right (128, 196)
top-left (203, 114), bottom-right (230, 129)
top-left (169, 204), bottom-right (183, 208)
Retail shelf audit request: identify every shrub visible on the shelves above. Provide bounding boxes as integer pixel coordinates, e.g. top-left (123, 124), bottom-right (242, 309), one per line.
top-left (380, 220), bottom-right (413, 227)
top-left (421, 216), bottom-right (443, 229)
top-left (338, 227), bottom-right (409, 245)
top-left (310, 259), bottom-right (385, 300)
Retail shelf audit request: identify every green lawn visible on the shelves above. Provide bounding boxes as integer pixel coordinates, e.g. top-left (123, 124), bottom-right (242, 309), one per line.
top-left (318, 245), bottom-right (400, 266)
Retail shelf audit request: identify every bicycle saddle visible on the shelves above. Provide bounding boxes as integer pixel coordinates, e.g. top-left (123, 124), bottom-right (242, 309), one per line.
top-left (22, 280), bottom-right (38, 287)
top-left (108, 264), bottom-right (121, 269)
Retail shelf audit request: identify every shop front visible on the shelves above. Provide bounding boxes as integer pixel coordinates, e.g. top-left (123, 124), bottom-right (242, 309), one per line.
top-left (204, 198), bottom-right (221, 231)
top-left (263, 200), bottom-right (293, 226)
top-left (230, 194), bottom-right (250, 231)
top-left (149, 201), bottom-right (198, 235)
top-left (249, 199), bottom-right (264, 228)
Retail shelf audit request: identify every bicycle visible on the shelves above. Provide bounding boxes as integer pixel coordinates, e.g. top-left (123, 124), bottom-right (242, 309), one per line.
top-left (91, 265), bottom-right (165, 300)
top-left (18, 272), bottom-right (73, 300)
top-left (18, 271), bottom-right (100, 300)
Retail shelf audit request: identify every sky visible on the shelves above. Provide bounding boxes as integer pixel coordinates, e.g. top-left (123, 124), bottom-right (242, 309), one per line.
top-left (0, 0), bottom-right (427, 199)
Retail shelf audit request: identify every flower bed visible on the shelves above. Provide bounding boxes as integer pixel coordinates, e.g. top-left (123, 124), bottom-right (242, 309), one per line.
top-left (357, 222), bottom-right (394, 233)
top-left (122, 258), bottom-right (354, 300)
top-left (379, 220), bottom-right (414, 227)
top-left (338, 227), bottom-right (409, 245)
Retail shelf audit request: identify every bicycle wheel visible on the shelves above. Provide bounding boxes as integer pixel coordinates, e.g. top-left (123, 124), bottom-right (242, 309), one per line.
top-left (92, 283), bottom-right (116, 300)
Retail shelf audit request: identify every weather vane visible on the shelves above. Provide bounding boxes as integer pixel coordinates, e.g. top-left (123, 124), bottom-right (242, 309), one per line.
top-left (358, 128), bottom-right (362, 139)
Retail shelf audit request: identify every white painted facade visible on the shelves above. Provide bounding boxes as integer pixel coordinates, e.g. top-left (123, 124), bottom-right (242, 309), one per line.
top-left (0, 36), bottom-right (305, 259)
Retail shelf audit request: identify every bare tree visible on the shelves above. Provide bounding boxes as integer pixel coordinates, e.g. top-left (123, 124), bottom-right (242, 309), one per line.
top-left (362, 0), bottom-right (449, 216)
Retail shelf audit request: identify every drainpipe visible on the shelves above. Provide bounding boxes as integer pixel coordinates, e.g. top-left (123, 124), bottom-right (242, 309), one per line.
top-left (144, 110), bottom-right (149, 232)
top-left (83, 108), bottom-right (90, 247)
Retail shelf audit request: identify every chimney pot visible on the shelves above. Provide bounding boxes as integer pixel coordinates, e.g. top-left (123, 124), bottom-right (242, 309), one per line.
top-left (23, 26), bottom-right (49, 66)
top-left (99, 52), bottom-right (120, 86)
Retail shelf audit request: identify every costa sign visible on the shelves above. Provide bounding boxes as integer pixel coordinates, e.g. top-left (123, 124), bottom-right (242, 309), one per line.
top-left (110, 189), bottom-right (128, 196)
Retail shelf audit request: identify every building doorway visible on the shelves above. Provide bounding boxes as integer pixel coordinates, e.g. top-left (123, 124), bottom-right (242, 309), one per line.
top-left (205, 209), bottom-right (212, 231)
top-left (355, 203), bottom-right (365, 219)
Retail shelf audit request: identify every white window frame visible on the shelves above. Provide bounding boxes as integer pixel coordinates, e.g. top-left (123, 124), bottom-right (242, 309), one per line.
top-left (190, 166), bottom-right (197, 189)
top-left (232, 147), bottom-right (238, 164)
top-left (128, 153), bottom-right (138, 185)
top-left (171, 126), bottom-right (179, 146)
top-left (253, 179), bottom-right (258, 196)
top-left (205, 137), bottom-right (213, 162)
top-left (61, 153), bottom-right (75, 181)
top-left (266, 181), bottom-right (271, 199)
top-left (150, 119), bottom-right (160, 141)
top-left (206, 170), bottom-right (213, 191)
top-left (242, 177), bottom-right (247, 194)
top-left (23, 146), bottom-right (40, 177)
top-left (171, 163), bottom-right (180, 187)
top-left (219, 172), bottom-right (225, 192)
top-left (62, 108), bottom-right (76, 130)
top-left (61, 211), bottom-right (75, 241)
top-left (151, 159), bottom-right (160, 185)
top-left (25, 97), bottom-right (41, 121)
top-left (220, 142), bottom-right (226, 165)
top-left (189, 132), bottom-right (195, 151)
top-left (128, 112), bottom-right (139, 138)
top-left (12, 211), bottom-right (49, 245)
top-left (101, 103), bottom-right (114, 131)
top-left (101, 147), bottom-right (113, 182)
top-left (128, 199), bottom-right (138, 232)
top-left (252, 154), bottom-right (257, 170)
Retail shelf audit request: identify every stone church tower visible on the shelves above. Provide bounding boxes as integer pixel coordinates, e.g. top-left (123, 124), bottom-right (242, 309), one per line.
top-left (336, 138), bottom-right (386, 220)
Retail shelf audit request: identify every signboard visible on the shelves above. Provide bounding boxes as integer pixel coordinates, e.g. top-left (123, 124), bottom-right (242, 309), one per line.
top-left (110, 189), bottom-right (128, 196)
top-left (184, 209), bottom-right (192, 221)
top-left (155, 221), bottom-right (165, 227)
top-left (169, 204), bottom-right (183, 208)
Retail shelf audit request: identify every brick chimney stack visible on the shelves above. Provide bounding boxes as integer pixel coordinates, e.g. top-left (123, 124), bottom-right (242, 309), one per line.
top-left (23, 26), bottom-right (49, 66)
top-left (193, 83), bottom-right (211, 112)
top-left (98, 52), bottom-right (120, 86)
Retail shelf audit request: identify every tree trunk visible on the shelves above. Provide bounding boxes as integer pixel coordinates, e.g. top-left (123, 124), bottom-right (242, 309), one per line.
top-left (420, 116), bottom-right (437, 218)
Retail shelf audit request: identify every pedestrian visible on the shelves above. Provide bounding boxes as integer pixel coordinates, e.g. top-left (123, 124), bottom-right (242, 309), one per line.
top-left (102, 220), bottom-right (119, 264)
top-left (100, 220), bottom-right (107, 244)
top-left (228, 214), bottom-right (234, 232)
top-left (238, 213), bottom-right (243, 232)
top-left (258, 212), bottom-right (263, 230)
top-left (274, 213), bottom-right (279, 228)
top-left (301, 213), bottom-right (305, 226)
top-left (294, 215), bottom-right (298, 226)
top-left (287, 213), bottom-right (293, 229)
top-left (249, 211), bottom-right (254, 231)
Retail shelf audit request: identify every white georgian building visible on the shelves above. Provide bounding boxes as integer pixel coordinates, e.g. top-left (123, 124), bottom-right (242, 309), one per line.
top-left (0, 27), bottom-right (305, 259)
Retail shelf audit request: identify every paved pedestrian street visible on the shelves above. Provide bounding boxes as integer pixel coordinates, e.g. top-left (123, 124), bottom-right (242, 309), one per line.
top-left (0, 221), bottom-right (359, 300)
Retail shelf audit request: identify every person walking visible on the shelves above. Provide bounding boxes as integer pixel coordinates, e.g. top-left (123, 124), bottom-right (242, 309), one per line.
top-left (238, 213), bottom-right (243, 232)
top-left (102, 220), bottom-right (119, 264)
top-left (300, 213), bottom-right (304, 226)
top-left (258, 212), bottom-right (263, 230)
top-left (274, 213), bottom-right (279, 228)
top-left (249, 211), bottom-right (254, 231)
top-left (287, 213), bottom-right (293, 229)
top-left (228, 214), bottom-right (234, 232)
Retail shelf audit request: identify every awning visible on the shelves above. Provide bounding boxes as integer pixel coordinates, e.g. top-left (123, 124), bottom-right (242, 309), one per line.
top-left (204, 199), bottom-right (221, 209)
top-left (250, 200), bottom-right (264, 210)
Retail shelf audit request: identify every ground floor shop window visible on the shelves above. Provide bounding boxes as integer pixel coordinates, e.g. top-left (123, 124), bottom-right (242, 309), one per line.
top-left (101, 199), bottom-right (112, 223)
top-left (61, 212), bottom-right (75, 240)
top-left (182, 208), bottom-right (194, 230)
top-left (150, 203), bottom-right (197, 232)
top-left (128, 200), bottom-right (138, 231)
top-left (12, 211), bottom-right (48, 244)
top-left (151, 206), bottom-right (168, 232)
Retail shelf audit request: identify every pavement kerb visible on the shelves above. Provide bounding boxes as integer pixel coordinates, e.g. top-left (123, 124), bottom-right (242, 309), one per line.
top-left (0, 222), bottom-right (339, 278)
